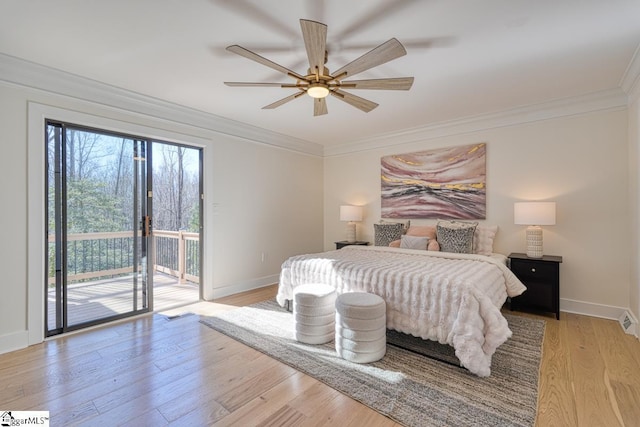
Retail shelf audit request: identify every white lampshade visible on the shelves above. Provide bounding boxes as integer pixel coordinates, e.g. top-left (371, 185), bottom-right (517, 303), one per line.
top-left (340, 205), bottom-right (363, 222)
top-left (514, 202), bottom-right (556, 225)
top-left (339, 205), bottom-right (362, 243)
top-left (514, 201), bottom-right (556, 258)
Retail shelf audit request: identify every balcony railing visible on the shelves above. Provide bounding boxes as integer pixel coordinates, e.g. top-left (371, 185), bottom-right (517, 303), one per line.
top-left (48, 230), bottom-right (200, 285)
top-left (153, 230), bottom-right (200, 283)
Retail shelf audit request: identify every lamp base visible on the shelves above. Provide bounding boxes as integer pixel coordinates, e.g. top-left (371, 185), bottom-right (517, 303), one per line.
top-left (525, 226), bottom-right (543, 258)
top-left (346, 222), bottom-right (356, 243)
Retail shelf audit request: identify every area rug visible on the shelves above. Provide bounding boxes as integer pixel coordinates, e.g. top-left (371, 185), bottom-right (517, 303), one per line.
top-left (200, 300), bottom-right (545, 427)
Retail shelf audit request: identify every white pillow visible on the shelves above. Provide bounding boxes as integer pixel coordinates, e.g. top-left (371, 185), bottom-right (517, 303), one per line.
top-left (473, 225), bottom-right (498, 255)
top-left (400, 235), bottom-right (429, 250)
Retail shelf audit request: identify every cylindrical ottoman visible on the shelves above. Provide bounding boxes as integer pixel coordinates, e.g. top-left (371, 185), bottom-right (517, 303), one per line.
top-left (293, 284), bottom-right (337, 344)
top-left (335, 292), bottom-right (386, 363)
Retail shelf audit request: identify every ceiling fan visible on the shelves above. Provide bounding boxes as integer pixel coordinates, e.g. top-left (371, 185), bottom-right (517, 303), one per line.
top-left (224, 19), bottom-right (414, 116)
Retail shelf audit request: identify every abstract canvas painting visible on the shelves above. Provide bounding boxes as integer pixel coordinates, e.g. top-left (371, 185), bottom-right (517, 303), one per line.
top-left (381, 143), bottom-right (486, 219)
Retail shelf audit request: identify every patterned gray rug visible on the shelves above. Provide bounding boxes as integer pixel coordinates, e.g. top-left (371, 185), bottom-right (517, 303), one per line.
top-left (200, 299), bottom-right (545, 427)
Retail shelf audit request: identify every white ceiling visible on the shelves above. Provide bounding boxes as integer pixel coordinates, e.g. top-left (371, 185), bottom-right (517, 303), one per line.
top-left (2, 0), bottom-right (639, 147)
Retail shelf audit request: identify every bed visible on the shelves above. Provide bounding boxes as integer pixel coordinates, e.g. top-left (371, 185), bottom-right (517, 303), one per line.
top-left (277, 245), bottom-right (526, 377)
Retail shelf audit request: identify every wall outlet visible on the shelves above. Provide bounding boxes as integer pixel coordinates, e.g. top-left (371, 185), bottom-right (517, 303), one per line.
top-left (261, 252), bottom-right (266, 263)
top-left (618, 310), bottom-right (638, 336)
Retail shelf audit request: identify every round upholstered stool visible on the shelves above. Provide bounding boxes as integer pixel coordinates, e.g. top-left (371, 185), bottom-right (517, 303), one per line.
top-left (293, 284), bottom-right (337, 344)
top-left (335, 292), bottom-right (386, 363)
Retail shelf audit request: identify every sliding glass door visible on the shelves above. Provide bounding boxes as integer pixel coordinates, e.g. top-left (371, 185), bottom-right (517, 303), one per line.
top-left (46, 122), bottom-right (152, 336)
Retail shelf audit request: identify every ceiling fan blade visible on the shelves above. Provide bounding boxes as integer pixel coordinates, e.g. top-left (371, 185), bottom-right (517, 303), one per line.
top-left (332, 38), bottom-right (407, 79)
top-left (262, 92), bottom-right (306, 109)
top-left (330, 90), bottom-right (378, 113)
top-left (341, 77), bottom-right (414, 90)
top-left (337, 37), bottom-right (456, 52)
top-left (300, 19), bottom-right (327, 75)
top-left (226, 45), bottom-right (305, 80)
top-left (314, 98), bottom-right (328, 116)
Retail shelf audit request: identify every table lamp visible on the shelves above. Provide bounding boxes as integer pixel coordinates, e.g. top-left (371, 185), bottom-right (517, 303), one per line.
top-left (514, 201), bottom-right (556, 258)
top-left (340, 205), bottom-right (363, 242)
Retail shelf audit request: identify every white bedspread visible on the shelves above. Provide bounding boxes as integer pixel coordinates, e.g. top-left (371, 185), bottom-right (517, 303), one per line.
top-left (277, 245), bottom-right (526, 377)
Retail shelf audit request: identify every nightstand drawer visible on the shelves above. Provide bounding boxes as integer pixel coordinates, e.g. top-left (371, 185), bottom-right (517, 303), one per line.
top-left (510, 259), bottom-right (558, 280)
top-left (508, 253), bottom-right (562, 320)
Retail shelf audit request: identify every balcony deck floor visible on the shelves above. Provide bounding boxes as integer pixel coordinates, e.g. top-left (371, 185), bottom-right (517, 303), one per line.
top-left (47, 273), bottom-right (199, 330)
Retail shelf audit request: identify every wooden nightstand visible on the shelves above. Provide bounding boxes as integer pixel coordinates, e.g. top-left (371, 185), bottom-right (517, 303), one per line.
top-left (335, 241), bottom-right (369, 250)
top-left (508, 252), bottom-right (563, 319)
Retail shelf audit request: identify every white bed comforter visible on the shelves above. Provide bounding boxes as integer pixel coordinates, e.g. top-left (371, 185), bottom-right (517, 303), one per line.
top-left (277, 245), bottom-right (526, 377)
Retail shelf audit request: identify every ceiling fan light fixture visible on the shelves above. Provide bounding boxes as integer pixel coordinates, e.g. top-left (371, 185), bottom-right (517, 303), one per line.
top-left (307, 83), bottom-right (330, 99)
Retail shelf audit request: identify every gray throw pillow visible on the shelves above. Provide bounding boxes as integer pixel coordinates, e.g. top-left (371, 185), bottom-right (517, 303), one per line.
top-left (374, 223), bottom-right (404, 246)
top-left (436, 221), bottom-right (477, 253)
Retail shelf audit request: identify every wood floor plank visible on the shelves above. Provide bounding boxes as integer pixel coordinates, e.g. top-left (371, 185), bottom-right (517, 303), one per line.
top-left (209, 352), bottom-right (297, 410)
top-left (298, 385), bottom-right (374, 427)
top-left (610, 380), bottom-right (640, 427)
top-left (288, 381), bottom-right (345, 417)
top-left (156, 339), bottom-right (294, 423)
top-left (214, 371), bottom-right (316, 426)
top-left (536, 315), bottom-right (578, 426)
top-left (27, 358), bottom-right (161, 422)
top-left (87, 347), bottom-right (286, 425)
top-left (565, 313), bottom-right (621, 426)
top-left (256, 405), bottom-right (308, 427)
top-left (11, 319), bottom-right (213, 407)
top-left (83, 356), bottom-right (241, 425)
top-left (129, 408), bottom-right (170, 426)
top-left (591, 316), bottom-right (640, 427)
top-left (46, 400), bottom-right (99, 426)
top-left (0, 352), bottom-right (102, 402)
top-left (166, 402), bottom-right (229, 426)
top-left (1, 285), bottom-right (639, 427)
top-left (151, 330), bottom-right (245, 371)
top-left (344, 410), bottom-right (401, 427)
top-left (89, 343), bottom-right (262, 415)
top-left (157, 383), bottom-right (230, 423)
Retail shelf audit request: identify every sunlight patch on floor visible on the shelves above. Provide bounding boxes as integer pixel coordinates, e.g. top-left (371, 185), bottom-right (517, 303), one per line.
top-left (158, 300), bottom-right (239, 317)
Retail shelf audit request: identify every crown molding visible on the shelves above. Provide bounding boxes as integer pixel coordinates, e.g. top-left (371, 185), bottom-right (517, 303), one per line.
top-left (0, 53), bottom-right (323, 157)
top-left (1, 53), bottom-right (632, 159)
top-left (621, 43), bottom-right (640, 104)
top-left (323, 88), bottom-right (628, 157)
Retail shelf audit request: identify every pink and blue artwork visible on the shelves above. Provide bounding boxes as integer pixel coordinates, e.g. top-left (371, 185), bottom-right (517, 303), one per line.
top-left (381, 143), bottom-right (486, 219)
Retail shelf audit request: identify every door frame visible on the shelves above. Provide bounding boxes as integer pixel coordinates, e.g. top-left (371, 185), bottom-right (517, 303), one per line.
top-left (150, 140), bottom-right (204, 303)
top-left (28, 102), bottom-right (212, 345)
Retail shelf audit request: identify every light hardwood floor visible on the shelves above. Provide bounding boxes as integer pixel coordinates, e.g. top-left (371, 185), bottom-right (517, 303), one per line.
top-left (1, 284), bottom-right (639, 426)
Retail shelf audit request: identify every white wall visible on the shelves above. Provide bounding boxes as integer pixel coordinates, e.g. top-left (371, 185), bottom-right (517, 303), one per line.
top-left (0, 72), bottom-right (324, 353)
top-left (629, 94), bottom-right (640, 324)
top-left (210, 134), bottom-right (324, 297)
top-left (325, 110), bottom-right (631, 318)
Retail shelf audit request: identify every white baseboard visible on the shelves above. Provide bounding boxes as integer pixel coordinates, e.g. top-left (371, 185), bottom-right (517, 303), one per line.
top-left (560, 298), bottom-right (626, 320)
top-left (208, 274), bottom-right (279, 300)
top-left (560, 298), bottom-right (638, 337)
top-left (0, 330), bottom-right (29, 355)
